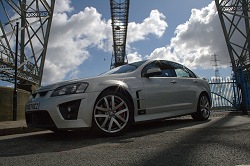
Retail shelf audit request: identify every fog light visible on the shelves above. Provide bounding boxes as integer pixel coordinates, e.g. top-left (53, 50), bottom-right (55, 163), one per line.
top-left (59, 100), bottom-right (81, 120)
top-left (67, 106), bottom-right (72, 113)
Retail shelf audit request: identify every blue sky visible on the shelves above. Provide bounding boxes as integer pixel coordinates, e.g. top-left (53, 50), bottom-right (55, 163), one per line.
top-left (1, 0), bottom-right (233, 87)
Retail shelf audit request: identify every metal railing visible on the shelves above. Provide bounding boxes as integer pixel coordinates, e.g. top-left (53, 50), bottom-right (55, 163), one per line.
top-left (208, 77), bottom-right (240, 111)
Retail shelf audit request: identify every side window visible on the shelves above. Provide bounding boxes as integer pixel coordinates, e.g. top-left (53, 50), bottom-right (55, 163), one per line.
top-left (160, 61), bottom-right (176, 77)
top-left (175, 68), bottom-right (190, 77)
top-left (141, 61), bottom-right (161, 77)
top-left (142, 60), bottom-right (176, 77)
top-left (169, 62), bottom-right (197, 78)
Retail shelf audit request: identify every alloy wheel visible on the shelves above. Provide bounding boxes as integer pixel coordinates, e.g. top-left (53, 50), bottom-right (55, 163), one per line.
top-left (94, 95), bottom-right (129, 133)
top-left (200, 95), bottom-right (210, 118)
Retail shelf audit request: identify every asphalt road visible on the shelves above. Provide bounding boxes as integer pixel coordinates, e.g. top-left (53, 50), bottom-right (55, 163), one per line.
top-left (0, 113), bottom-right (250, 166)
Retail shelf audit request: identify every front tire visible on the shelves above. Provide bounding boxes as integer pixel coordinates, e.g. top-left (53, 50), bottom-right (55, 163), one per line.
top-left (192, 94), bottom-right (210, 121)
top-left (92, 90), bottom-right (133, 136)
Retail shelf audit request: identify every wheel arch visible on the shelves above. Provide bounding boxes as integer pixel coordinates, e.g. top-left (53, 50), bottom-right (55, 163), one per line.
top-left (96, 85), bottom-right (135, 121)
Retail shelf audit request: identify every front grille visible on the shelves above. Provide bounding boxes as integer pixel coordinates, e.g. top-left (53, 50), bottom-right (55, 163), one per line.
top-left (31, 91), bottom-right (48, 99)
top-left (25, 111), bottom-right (56, 130)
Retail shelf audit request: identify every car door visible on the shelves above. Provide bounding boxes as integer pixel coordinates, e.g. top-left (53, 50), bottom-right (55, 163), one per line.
top-left (141, 60), bottom-right (180, 115)
top-left (171, 63), bottom-right (198, 112)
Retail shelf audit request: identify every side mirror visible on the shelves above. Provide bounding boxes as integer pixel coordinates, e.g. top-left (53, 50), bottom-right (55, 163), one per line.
top-left (144, 68), bottom-right (161, 77)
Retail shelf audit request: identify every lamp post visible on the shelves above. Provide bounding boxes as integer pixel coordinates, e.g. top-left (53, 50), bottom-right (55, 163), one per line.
top-left (13, 22), bottom-right (19, 121)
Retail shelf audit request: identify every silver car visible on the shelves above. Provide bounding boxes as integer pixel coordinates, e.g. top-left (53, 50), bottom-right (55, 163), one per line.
top-left (25, 59), bottom-right (211, 136)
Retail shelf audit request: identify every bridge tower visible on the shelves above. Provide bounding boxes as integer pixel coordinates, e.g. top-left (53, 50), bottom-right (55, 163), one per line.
top-left (110, 0), bottom-right (130, 68)
top-left (215, 0), bottom-right (250, 114)
top-left (0, 0), bottom-right (55, 91)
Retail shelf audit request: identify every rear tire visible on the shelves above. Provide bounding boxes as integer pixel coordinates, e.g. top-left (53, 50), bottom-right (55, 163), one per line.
top-left (192, 94), bottom-right (210, 121)
top-left (92, 90), bottom-right (133, 136)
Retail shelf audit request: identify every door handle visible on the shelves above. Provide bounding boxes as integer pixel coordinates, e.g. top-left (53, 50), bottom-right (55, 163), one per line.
top-left (193, 80), bottom-right (198, 83)
top-left (170, 80), bottom-right (177, 84)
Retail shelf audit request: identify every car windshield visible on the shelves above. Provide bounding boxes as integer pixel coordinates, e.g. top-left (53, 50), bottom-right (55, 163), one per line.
top-left (100, 60), bottom-right (146, 76)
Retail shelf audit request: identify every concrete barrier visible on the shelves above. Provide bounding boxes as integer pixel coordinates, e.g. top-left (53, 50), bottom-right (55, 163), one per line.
top-left (0, 86), bottom-right (30, 121)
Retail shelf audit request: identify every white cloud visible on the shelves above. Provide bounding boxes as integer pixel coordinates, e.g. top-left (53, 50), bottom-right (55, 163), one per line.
top-left (127, 52), bottom-right (143, 63)
top-left (54, 0), bottom-right (73, 13)
top-left (146, 46), bottom-right (179, 62)
top-left (148, 2), bottom-right (230, 70)
top-left (127, 10), bottom-right (168, 43)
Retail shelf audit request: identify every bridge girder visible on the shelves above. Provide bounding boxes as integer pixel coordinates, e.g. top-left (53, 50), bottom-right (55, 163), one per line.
top-left (215, 0), bottom-right (250, 71)
top-left (0, 0), bottom-right (55, 90)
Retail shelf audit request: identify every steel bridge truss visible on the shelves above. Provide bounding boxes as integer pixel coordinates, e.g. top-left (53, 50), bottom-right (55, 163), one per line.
top-left (0, 0), bottom-right (55, 88)
top-left (110, 0), bottom-right (130, 68)
top-left (216, 0), bottom-right (250, 113)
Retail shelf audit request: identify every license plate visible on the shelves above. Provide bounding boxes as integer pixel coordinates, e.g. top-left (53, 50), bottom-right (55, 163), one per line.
top-left (26, 103), bottom-right (40, 111)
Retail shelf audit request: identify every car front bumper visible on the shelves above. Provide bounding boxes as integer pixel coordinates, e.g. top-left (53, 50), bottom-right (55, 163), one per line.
top-left (25, 91), bottom-right (99, 130)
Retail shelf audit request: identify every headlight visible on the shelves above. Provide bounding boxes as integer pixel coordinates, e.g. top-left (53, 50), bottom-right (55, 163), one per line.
top-left (51, 82), bottom-right (88, 97)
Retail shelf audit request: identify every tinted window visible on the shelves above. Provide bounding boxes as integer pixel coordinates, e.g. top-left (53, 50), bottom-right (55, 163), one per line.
top-left (175, 68), bottom-right (190, 77)
top-left (160, 61), bottom-right (176, 77)
top-left (141, 62), bottom-right (159, 77)
top-left (169, 62), bottom-right (197, 78)
top-left (142, 60), bottom-right (176, 77)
